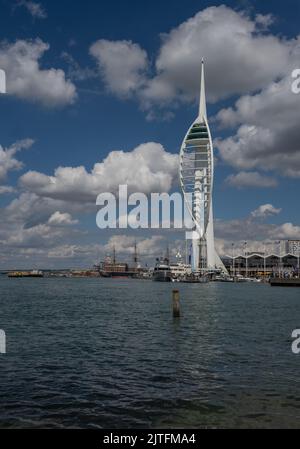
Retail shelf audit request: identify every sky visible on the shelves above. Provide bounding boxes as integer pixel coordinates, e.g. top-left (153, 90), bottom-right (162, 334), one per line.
top-left (0, 0), bottom-right (299, 268)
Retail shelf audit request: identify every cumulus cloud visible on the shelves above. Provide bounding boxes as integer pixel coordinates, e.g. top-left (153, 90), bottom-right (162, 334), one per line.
top-left (271, 223), bottom-right (300, 240)
top-left (90, 40), bottom-right (148, 98)
top-left (0, 194), bottom-right (82, 259)
top-left (47, 244), bottom-right (101, 260)
top-left (1, 141), bottom-right (177, 265)
top-left (47, 211), bottom-right (78, 226)
top-left (214, 203), bottom-right (299, 256)
top-left (251, 204), bottom-right (282, 219)
top-left (19, 142), bottom-right (179, 202)
top-left (61, 51), bottom-right (98, 82)
top-left (225, 171), bottom-right (278, 188)
top-left (216, 73), bottom-right (300, 178)
top-left (1, 223), bottom-right (66, 249)
top-left (7, 234), bottom-right (166, 266)
top-left (2, 192), bottom-right (88, 230)
top-left (0, 39), bottom-right (77, 106)
top-left (143, 6), bottom-right (292, 106)
top-left (215, 238), bottom-right (270, 257)
top-left (103, 234), bottom-right (165, 258)
top-left (0, 139), bottom-right (34, 183)
top-left (15, 1), bottom-right (47, 19)
top-left (90, 6), bottom-right (295, 110)
top-left (87, 6), bottom-right (300, 181)
top-left (0, 145), bottom-right (175, 266)
top-left (215, 220), bottom-right (300, 255)
top-left (0, 186), bottom-right (15, 195)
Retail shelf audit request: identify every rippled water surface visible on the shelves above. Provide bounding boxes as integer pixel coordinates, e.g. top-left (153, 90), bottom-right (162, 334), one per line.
top-left (0, 276), bottom-right (300, 428)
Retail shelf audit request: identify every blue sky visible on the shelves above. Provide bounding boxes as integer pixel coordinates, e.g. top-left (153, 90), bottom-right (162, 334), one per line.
top-left (0, 0), bottom-right (299, 268)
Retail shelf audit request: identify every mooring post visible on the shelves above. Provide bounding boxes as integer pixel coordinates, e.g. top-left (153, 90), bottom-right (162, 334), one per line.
top-left (172, 289), bottom-right (180, 318)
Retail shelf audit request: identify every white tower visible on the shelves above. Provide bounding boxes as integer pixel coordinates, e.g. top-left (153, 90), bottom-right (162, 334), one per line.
top-left (179, 60), bottom-right (225, 273)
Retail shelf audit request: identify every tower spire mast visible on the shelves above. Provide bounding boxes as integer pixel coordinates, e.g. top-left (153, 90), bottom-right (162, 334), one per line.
top-left (179, 57), bottom-right (228, 275)
top-left (198, 58), bottom-right (207, 122)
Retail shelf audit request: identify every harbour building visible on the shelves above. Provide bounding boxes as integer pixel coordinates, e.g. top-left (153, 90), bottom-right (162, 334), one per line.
top-left (223, 252), bottom-right (300, 278)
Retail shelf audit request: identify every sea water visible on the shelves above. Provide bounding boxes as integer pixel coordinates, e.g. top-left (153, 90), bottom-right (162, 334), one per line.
top-left (0, 276), bottom-right (299, 428)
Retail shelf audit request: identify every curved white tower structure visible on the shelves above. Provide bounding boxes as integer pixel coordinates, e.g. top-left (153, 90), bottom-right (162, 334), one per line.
top-left (180, 60), bottom-right (225, 273)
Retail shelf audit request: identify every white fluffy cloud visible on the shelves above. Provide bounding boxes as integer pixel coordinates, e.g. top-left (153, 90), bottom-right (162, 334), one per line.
top-left (143, 6), bottom-right (293, 106)
top-left (15, 1), bottom-right (47, 19)
top-left (90, 40), bottom-right (148, 98)
top-left (0, 185), bottom-right (15, 195)
top-left (87, 6), bottom-right (300, 181)
top-left (215, 221), bottom-right (300, 255)
top-left (216, 74), bottom-right (300, 177)
top-left (271, 223), bottom-right (300, 240)
top-left (3, 192), bottom-right (89, 229)
top-left (61, 51), bottom-right (98, 81)
top-left (1, 223), bottom-right (65, 248)
top-left (4, 233), bottom-right (166, 266)
top-left (19, 142), bottom-right (179, 202)
top-left (225, 171), bottom-right (278, 188)
top-left (0, 194), bottom-right (81, 258)
top-left (47, 211), bottom-right (78, 226)
top-left (0, 208), bottom-right (78, 250)
top-left (0, 39), bottom-right (77, 106)
top-left (90, 6), bottom-right (295, 109)
top-left (0, 139), bottom-right (34, 183)
top-left (103, 234), bottom-right (165, 257)
top-left (47, 244), bottom-right (101, 260)
top-left (214, 203), bottom-right (299, 255)
top-left (0, 139), bottom-right (178, 267)
top-left (251, 204), bottom-right (282, 219)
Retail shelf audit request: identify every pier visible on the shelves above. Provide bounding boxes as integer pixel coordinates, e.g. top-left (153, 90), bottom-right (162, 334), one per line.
top-left (270, 278), bottom-right (300, 287)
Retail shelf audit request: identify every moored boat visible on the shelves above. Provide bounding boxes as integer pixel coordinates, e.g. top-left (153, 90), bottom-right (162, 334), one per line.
top-left (8, 270), bottom-right (44, 278)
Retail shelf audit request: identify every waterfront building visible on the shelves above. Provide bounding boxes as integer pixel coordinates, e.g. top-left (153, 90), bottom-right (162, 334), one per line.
top-left (223, 253), bottom-right (300, 278)
top-left (179, 60), bottom-right (225, 273)
top-left (285, 240), bottom-right (300, 256)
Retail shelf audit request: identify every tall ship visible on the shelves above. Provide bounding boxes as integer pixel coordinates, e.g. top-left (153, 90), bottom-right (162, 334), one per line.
top-left (97, 245), bottom-right (139, 278)
top-left (99, 258), bottom-right (134, 278)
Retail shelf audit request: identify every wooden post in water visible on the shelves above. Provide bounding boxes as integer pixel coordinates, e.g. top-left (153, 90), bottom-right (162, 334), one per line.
top-left (172, 289), bottom-right (180, 318)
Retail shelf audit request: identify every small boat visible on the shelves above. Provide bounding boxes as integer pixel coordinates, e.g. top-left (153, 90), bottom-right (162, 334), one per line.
top-left (8, 270), bottom-right (44, 278)
top-left (179, 275), bottom-right (209, 284)
top-left (213, 275), bottom-right (234, 282)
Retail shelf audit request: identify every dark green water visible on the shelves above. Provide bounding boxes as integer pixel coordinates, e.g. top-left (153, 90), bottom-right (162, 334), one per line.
top-left (0, 276), bottom-right (299, 428)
